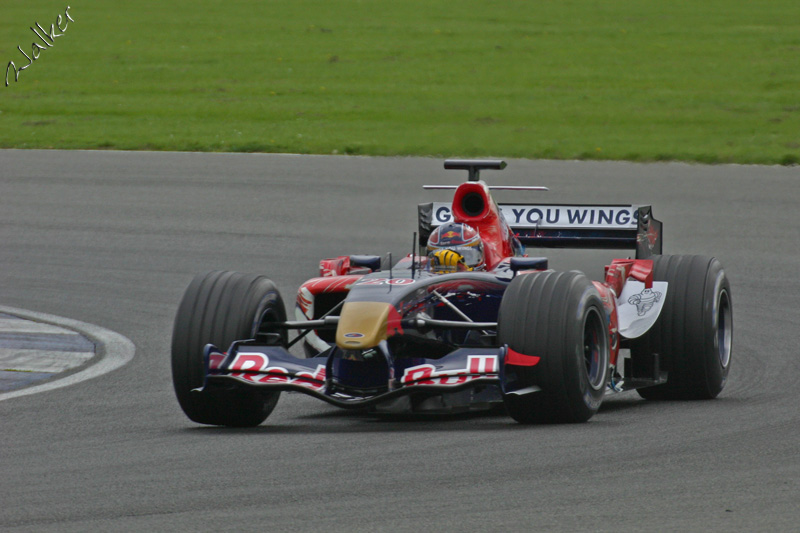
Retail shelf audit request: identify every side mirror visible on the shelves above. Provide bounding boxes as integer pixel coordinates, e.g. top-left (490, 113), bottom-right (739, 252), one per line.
top-left (510, 257), bottom-right (548, 275)
top-left (350, 255), bottom-right (381, 272)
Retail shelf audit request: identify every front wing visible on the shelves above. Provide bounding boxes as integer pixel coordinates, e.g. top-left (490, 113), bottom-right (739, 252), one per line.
top-left (198, 341), bottom-right (508, 411)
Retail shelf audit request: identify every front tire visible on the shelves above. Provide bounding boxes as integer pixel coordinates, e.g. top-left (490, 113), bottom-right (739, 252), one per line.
top-left (631, 255), bottom-right (733, 400)
top-left (498, 271), bottom-right (610, 423)
top-left (171, 270), bottom-right (285, 426)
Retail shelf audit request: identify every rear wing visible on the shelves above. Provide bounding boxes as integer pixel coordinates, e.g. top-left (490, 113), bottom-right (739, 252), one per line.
top-left (418, 202), bottom-right (662, 257)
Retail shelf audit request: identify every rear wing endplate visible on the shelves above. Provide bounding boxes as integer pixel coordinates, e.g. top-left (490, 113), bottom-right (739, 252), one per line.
top-left (418, 202), bottom-right (662, 257)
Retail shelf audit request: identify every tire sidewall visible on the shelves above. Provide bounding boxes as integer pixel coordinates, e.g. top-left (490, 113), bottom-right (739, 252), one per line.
top-left (702, 264), bottom-right (732, 396)
top-left (562, 286), bottom-right (609, 418)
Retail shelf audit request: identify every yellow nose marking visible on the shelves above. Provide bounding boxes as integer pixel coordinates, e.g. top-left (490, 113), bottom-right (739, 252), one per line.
top-left (335, 302), bottom-right (393, 350)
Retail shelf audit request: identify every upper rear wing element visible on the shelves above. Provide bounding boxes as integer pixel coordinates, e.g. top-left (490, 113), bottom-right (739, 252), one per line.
top-left (418, 202), bottom-right (662, 257)
top-left (421, 159), bottom-right (662, 257)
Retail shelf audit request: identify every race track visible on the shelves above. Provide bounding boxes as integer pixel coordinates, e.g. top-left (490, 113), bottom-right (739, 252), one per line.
top-left (1, 150), bottom-right (798, 532)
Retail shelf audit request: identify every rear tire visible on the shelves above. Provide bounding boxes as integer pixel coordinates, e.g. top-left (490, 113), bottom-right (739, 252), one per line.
top-left (499, 271), bottom-right (610, 423)
top-left (171, 270), bottom-right (285, 426)
top-left (630, 255), bottom-right (733, 400)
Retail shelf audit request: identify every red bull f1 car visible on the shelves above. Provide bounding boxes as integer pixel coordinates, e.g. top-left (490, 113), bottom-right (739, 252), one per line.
top-left (171, 160), bottom-right (733, 426)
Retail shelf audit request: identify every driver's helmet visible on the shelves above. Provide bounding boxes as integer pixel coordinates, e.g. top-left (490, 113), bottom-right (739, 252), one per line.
top-left (427, 222), bottom-right (485, 273)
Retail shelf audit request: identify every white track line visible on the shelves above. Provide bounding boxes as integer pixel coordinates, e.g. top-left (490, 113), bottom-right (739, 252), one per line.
top-left (0, 306), bottom-right (135, 402)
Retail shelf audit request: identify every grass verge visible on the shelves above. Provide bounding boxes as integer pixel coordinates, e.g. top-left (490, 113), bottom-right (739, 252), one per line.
top-left (1, 0), bottom-right (799, 164)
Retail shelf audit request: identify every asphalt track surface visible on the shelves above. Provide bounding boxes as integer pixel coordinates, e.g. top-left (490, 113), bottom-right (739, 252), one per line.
top-left (0, 149), bottom-right (798, 532)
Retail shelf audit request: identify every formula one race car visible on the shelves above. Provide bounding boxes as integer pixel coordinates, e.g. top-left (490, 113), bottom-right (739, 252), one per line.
top-left (171, 160), bottom-right (733, 426)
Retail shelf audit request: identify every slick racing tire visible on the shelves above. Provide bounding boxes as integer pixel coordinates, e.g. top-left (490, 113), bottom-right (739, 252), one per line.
top-left (630, 255), bottom-right (732, 400)
top-left (171, 270), bottom-right (286, 426)
top-left (498, 271), bottom-right (610, 424)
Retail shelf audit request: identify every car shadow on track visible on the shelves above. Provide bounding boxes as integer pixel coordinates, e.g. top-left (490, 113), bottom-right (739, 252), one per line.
top-left (597, 394), bottom-right (648, 414)
top-left (178, 396), bottom-right (662, 435)
top-left (182, 408), bottom-right (520, 435)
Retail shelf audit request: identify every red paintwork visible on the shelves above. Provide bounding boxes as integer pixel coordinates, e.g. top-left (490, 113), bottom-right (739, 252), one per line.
top-left (450, 181), bottom-right (517, 270)
top-left (505, 347), bottom-right (541, 367)
top-left (319, 256), bottom-right (374, 277)
top-left (386, 305), bottom-right (404, 337)
top-left (605, 259), bottom-right (654, 292)
top-left (593, 281), bottom-right (620, 367)
top-left (296, 275), bottom-right (363, 318)
top-left (319, 256), bottom-right (350, 277)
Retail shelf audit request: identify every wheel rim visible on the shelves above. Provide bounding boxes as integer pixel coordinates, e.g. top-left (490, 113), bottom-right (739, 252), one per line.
top-left (583, 307), bottom-right (609, 390)
top-left (716, 289), bottom-right (732, 369)
top-left (254, 293), bottom-right (287, 346)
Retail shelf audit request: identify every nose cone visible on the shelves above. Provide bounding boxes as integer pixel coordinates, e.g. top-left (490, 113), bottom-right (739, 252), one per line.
top-left (336, 302), bottom-right (405, 349)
